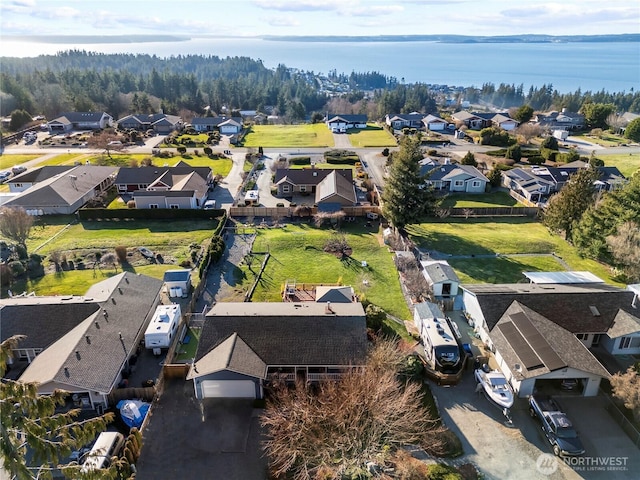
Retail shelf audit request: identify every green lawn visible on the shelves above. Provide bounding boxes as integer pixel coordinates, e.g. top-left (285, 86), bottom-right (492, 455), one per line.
top-left (450, 256), bottom-right (565, 284)
top-left (572, 133), bottom-right (627, 147)
top-left (348, 124), bottom-right (397, 148)
top-left (6, 219), bottom-right (220, 296)
top-left (0, 154), bottom-right (42, 169)
top-left (236, 224), bottom-right (411, 320)
top-left (439, 191), bottom-right (523, 208)
top-left (598, 153), bottom-right (640, 177)
top-left (407, 218), bottom-right (620, 285)
top-left (242, 124), bottom-right (335, 148)
top-left (9, 264), bottom-right (182, 297)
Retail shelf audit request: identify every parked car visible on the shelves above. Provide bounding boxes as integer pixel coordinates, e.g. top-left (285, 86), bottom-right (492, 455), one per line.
top-left (529, 394), bottom-right (585, 456)
top-left (0, 171), bottom-right (11, 183)
top-left (203, 200), bottom-right (216, 210)
top-left (560, 378), bottom-right (580, 391)
top-left (12, 166), bottom-right (27, 175)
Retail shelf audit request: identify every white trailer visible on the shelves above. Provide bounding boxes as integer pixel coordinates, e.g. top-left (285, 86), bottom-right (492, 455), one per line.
top-left (144, 304), bottom-right (181, 355)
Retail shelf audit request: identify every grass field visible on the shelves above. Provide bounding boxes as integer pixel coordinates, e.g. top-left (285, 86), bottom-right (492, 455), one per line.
top-left (235, 223), bottom-right (411, 320)
top-left (348, 124), bottom-right (397, 148)
top-left (572, 133), bottom-right (627, 147)
top-left (439, 191), bottom-right (523, 208)
top-left (598, 153), bottom-right (640, 177)
top-left (0, 154), bottom-right (42, 169)
top-left (407, 217), bottom-right (620, 285)
top-left (242, 124), bottom-right (335, 148)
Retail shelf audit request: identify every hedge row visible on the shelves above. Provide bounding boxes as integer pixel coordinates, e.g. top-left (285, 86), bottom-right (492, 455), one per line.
top-left (289, 156), bottom-right (311, 165)
top-left (78, 208), bottom-right (224, 221)
top-left (326, 156), bottom-right (359, 165)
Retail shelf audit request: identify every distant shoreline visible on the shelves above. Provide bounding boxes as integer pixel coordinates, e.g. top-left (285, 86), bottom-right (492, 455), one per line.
top-left (260, 34), bottom-right (640, 44)
top-left (2, 33), bottom-right (639, 45)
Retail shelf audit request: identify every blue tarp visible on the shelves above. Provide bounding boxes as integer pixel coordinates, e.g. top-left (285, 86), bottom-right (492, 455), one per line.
top-left (116, 399), bottom-right (150, 429)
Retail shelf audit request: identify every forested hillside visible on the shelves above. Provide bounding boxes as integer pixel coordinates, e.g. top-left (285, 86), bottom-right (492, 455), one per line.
top-left (1, 50), bottom-right (638, 127)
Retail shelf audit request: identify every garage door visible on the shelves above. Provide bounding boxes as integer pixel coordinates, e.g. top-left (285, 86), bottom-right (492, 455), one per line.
top-left (201, 380), bottom-right (256, 398)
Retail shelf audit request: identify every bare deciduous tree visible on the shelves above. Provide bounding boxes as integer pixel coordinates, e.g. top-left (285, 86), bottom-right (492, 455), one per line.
top-left (323, 232), bottom-right (352, 258)
top-left (101, 252), bottom-right (118, 272)
top-left (516, 123), bottom-right (543, 144)
top-left (403, 267), bottom-right (432, 303)
top-left (610, 366), bottom-right (640, 423)
top-left (606, 221), bottom-right (640, 282)
top-left (0, 207), bottom-right (34, 254)
top-left (261, 340), bottom-right (445, 480)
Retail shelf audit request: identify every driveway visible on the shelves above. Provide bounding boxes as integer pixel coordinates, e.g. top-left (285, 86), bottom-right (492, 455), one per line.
top-left (135, 379), bottom-right (268, 480)
top-left (431, 373), bottom-right (583, 480)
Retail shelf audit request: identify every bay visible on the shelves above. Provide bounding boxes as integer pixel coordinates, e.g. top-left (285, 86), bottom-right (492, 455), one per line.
top-left (3, 36), bottom-right (639, 94)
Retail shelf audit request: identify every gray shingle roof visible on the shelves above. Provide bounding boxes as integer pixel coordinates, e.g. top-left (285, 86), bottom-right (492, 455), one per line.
top-left (194, 302), bottom-right (367, 372)
top-left (463, 283), bottom-right (639, 333)
top-left (274, 168), bottom-right (353, 186)
top-left (8, 166), bottom-right (74, 184)
top-left (17, 272), bottom-right (163, 393)
top-left (114, 166), bottom-right (211, 186)
top-left (422, 262), bottom-right (459, 284)
top-left (490, 302), bottom-right (610, 379)
top-left (0, 302), bottom-right (100, 349)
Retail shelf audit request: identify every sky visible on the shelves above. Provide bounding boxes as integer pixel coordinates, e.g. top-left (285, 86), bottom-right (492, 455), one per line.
top-left (1, 0), bottom-right (639, 38)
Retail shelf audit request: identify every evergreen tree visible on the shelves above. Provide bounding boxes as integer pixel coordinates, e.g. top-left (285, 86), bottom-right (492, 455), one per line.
top-left (543, 167), bottom-right (599, 240)
top-left (461, 151), bottom-right (477, 166)
top-left (381, 136), bottom-right (436, 230)
top-left (572, 172), bottom-right (640, 260)
top-left (0, 336), bottom-right (116, 480)
top-left (624, 117), bottom-right (640, 142)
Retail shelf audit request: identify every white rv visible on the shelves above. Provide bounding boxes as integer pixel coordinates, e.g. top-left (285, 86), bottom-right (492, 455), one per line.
top-left (144, 304), bottom-right (181, 354)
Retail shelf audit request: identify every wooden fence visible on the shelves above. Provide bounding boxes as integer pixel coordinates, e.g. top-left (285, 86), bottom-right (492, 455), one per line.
top-left (446, 206), bottom-right (541, 217)
top-left (229, 205), bottom-right (382, 219)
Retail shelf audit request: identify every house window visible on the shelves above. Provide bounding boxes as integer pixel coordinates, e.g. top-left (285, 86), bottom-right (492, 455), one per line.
top-left (619, 336), bottom-right (632, 349)
top-left (169, 204), bottom-right (179, 209)
top-left (454, 180), bottom-right (464, 187)
top-left (15, 183), bottom-right (23, 188)
top-left (282, 185), bottom-right (290, 193)
top-left (592, 334), bottom-right (601, 347)
top-left (300, 185), bottom-right (307, 193)
top-left (149, 204), bottom-right (159, 209)
top-left (472, 181), bottom-right (481, 187)
top-left (576, 333), bottom-right (589, 341)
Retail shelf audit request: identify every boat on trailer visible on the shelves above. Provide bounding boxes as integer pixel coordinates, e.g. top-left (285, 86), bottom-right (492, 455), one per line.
top-left (474, 366), bottom-right (515, 410)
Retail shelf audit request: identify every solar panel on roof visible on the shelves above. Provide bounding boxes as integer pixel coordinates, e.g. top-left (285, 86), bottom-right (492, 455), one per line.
top-left (510, 311), bottom-right (566, 372)
top-left (498, 321), bottom-right (545, 371)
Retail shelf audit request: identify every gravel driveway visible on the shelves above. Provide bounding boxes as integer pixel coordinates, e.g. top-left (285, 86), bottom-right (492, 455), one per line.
top-left (195, 230), bottom-right (256, 310)
top-left (430, 373), bottom-right (583, 480)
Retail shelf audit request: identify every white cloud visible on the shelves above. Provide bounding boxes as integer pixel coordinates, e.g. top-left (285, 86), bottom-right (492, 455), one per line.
top-left (348, 5), bottom-right (404, 17)
top-left (253, 0), bottom-right (342, 12)
top-left (267, 16), bottom-right (301, 28)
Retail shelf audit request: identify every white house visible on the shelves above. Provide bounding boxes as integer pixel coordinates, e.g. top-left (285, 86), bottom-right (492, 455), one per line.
top-left (422, 114), bottom-right (448, 131)
top-left (460, 280), bottom-right (639, 397)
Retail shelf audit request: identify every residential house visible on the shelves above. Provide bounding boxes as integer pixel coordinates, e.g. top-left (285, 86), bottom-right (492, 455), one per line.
top-left (3, 165), bottom-right (116, 215)
top-left (191, 116), bottom-right (243, 134)
top-left (491, 113), bottom-right (519, 131)
top-left (502, 164), bottom-right (626, 205)
top-left (187, 302), bottom-right (367, 399)
top-left (451, 111), bottom-right (518, 131)
top-left (422, 114), bottom-right (448, 131)
top-left (7, 166), bottom-right (75, 193)
top-left (47, 112), bottom-right (113, 134)
top-left (326, 114), bottom-right (367, 133)
top-left (1, 272), bottom-right (164, 409)
top-left (115, 164), bottom-right (212, 209)
top-left (421, 163), bottom-right (489, 193)
top-left (618, 112), bottom-right (639, 134)
top-left (273, 168), bottom-right (357, 208)
top-left (420, 260), bottom-right (460, 298)
top-left (533, 109), bottom-right (585, 131)
top-left (116, 113), bottom-right (183, 134)
top-left (451, 111), bottom-right (488, 130)
top-left (461, 280), bottom-right (640, 397)
top-left (385, 113), bottom-right (425, 130)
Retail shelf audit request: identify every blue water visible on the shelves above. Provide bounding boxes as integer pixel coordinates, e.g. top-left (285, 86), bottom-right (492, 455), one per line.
top-left (4, 37), bottom-right (639, 93)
